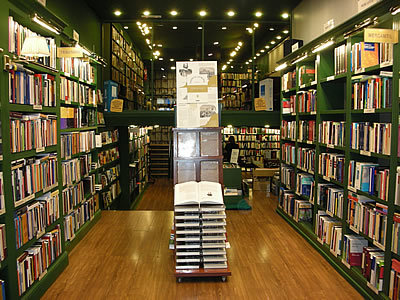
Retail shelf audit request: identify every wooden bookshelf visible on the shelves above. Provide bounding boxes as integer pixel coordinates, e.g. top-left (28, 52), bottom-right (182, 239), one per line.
top-left (220, 72), bottom-right (254, 110)
top-left (277, 3), bottom-right (399, 299)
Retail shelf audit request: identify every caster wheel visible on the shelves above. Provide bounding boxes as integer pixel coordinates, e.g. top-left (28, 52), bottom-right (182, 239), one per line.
top-left (221, 276), bottom-right (226, 282)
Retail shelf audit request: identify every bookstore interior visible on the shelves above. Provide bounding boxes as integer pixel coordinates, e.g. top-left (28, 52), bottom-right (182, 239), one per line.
top-left (0, 0), bottom-right (399, 299)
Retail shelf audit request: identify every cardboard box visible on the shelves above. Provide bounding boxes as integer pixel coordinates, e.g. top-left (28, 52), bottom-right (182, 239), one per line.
top-left (253, 168), bottom-right (279, 177)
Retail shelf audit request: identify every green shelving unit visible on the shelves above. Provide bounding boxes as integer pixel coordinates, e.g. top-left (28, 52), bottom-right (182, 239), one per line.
top-left (277, 2), bottom-right (400, 299)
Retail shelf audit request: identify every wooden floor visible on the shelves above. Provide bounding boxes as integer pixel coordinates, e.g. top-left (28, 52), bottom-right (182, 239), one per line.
top-left (43, 181), bottom-right (362, 299)
top-left (135, 177), bottom-right (174, 211)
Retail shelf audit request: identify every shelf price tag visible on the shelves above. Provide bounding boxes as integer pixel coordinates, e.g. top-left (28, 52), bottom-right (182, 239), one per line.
top-left (36, 147), bottom-right (45, 153)
top-left (311, 80), bottom-right (317, 85)
top-left (327, 76), bottom-right (335, 81)
top-left (359, 150), bottom-right (371, 156)
top-left (356, 68), bottom-right (365, 74)
top-left (380, 61), bottom-right (392, 68)
top-left (364, 108), bottom-right (375, 114)
top-left (310, 111), bottom-right (316, 115)
top-left (33, 105), bottom-right (42, 110)
top-left (348, 186), bottom-right (357, 193)
top-left (323, 176), bottom-right (329, 181)
top-left (327, 144), bottom-right (334, 149)
top-left (300, 84), bottom-right (305, 89)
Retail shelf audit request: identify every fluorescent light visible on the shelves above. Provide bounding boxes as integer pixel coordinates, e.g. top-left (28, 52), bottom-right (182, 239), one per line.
top-left (114, 10), bottom-right (122, 16)
top-left (275, 62), bottom-right (288, 71)
top-left (33, 15), bottom-right (60, 34)
top-left (283, 30), bottom-right (289, 34)
top-left (214, 41), bottom-right (219, 45)
top-left (199, 10), bottom-right (207, 16)
top-left (171, 66), bottom-right (176, 70)
top-left (170, 10), bottom-right (178, 16)
top-left (227, 11), bottom-right (235, 17)
top-left (124, 26), bottom-right (128, 29)
top-left (255, 11), bottom-right (262, 17)
top-left (227, 61), bottom-right (231, 64)
top-left (143, 10), bottom-right (150, 16)
top-left (281, 12), bottom-right (289, 19)
top-left (312, 40), bottom-right (334, 53)
top-left (208, 53), bottom-right (213, 56)
top-left (269, 27), bottom-right (274, 31)
top-left (292, 54), bottom-right (308, 64)
top-left (229, 59), bottom-right (233, 62)
top-left (276, 35), bottom-right (282, 40)
top-left (245, 62), bottom-right (249, 65)
top-left (172, 26), bottom-right (178, 30)
top-left (221, 27), bottom-right (227, 30)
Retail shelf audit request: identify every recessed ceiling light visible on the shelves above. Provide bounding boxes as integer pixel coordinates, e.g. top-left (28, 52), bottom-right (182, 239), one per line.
top-left (221, 26), bottom-right (227, 30)
top-left (229, 59), bottom-right (233, 62)
top-left (158, 44), bottom-right (163, 47)
top-left (171, 66), bottom-right (176, 70)
top-left (170, 58), bottom-right (174, 61)
top-left (260, 49), bottom-right (265, 53)
top-left (227, 61), bottom-right (230, 64)
top-left (254, 23), bottom-right (259, 28)
top-left (269, 27), bottom-right (274, 31)
top-left (124, 26), bottom-right (128, 29)
top-left (271, 41), bottom-right (276, 44)
top-left (199, 10), bottom-right (207, 17)
top-left (265, 45), bottom-right (270, 49)
top-left (276, 36), bottom-right (282, 40)
top-left (245, 62), bottom-right (249, 64)
top-left (136, 21), bottom-right (141, 26)
top-left (227, 11), bottom-right (235, 17)
top-left (283, 30), bottom-right (289, 34)
top-left (143, 10), bottom-right (150, 16)
top-left (208, 53), bottom-right (213, 56)
top-left (170, 10), bottom-right (178, 16)
top-left (214, 41), bottom-right (219, 45)
top-left (146, 39), bottom-right (150, 44)
top-left (238, 41), bottom-right (243, 46)
top-left (249, 59), bottom-right (252, 62)
top-left (172, 26), bottom-right (178, 30)
top-left (161, 67), bottom-right (165, 70)
top-left (190, 58), bottom-right (194, 61)
top-left (198, 26), bottom-right (203, 30)
top-left (253, 56), bottom-right (256, 59)
top-left (256, 53), bottom-right (260, 56)
top-left (230, 66), bottom-right (233, 68)
top-left (282, 12), bottom-right (289, 19)
top-left (114, 10), bottom-right (122, 16)
top-left (246, 28), bottom-right (253, 34)
top-left (255, 11), bottom-right (262, 17)
top-left (162, 75), bottom-right (166, 78)
top-left (159, 58), bottom-right (164, 61)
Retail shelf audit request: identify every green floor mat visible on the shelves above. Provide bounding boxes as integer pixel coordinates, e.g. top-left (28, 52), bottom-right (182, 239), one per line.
top-left (224, 196), bottom-right (252, 210)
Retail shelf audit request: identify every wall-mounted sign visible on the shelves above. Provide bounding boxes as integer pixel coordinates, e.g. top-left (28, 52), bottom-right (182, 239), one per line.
top-left (73, 30), bottom-right (80, 43)
top-left (358, 0), bottom-right (381, 13)
top-left (110, 99), bottom-right (124, 112)
top-left (57, 47), bottom-right (83, 58)
top-left (364, 28), bottom-right (398, 44)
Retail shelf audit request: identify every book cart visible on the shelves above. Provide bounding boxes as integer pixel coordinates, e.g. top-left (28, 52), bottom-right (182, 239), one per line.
top-left (173, 127), bottom-right (231, 282)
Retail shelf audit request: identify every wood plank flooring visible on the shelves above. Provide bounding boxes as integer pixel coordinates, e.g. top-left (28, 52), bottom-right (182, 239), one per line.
top-left (135, 178), bottom-right (174, 210)
top-left (42, 181), bottom-right (362, 299)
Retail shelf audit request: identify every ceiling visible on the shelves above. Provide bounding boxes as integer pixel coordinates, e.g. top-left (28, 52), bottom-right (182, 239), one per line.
top-left (84, 0), bottom-right (302, 70)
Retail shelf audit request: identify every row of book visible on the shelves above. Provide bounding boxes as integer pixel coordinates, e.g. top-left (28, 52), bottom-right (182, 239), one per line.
top-left (98, 148), bottom-right (119, 166)
top-left (315, 184), bottom-right (344, 218)
top-left (17, 225), bottom-right (62, 296)
top-left (60, 77), bottom-right (96, 105)
top-left (318, 121), bottom-right (345, 147)
top-left (351, 42), bottom-right (393, 72)
top-left (390, 259), bottom-right (400, 299)
top-left (62, 181), bottom-right (85, 215)
top-left (282, 95), bottom-right (296, 114)
top-left (348, 160), bottom-right (389, 201)
top-left (234, 141), bottom-right (280, 149)
top-left (297, 147), bottom-right (315, 173)
top-left (100, 130), bottom-right (119, 146)
top-left (298, 120), bottom-right (316, 143)
top-left (59, 57), bottom-right (94, 83)
top-left (14, 191), bottom-right (60, 249)
top-left (64, 196), bottom-right (98, 242)
top-left (100, 181), bottom-right (121, 208)
top-left (334, 44), bottom-right (347, 75)
top-left (392, 214), bottom-right (400, 255)
top-left (61, 155), bottom-right (92, 187)
top-left (319, 153), bottom-right (345, 183)
top-left (99, 166), bottom-right (120, 190)
top-left (0, 173), bottom-right (4, 214)
top-left (352, 75), bottom-right (392, 110)
top-left (8, 66), bottom-right (56, 107)
top-left (237, 149), bottom-right (280, 158)
top-left (60, 107), bottom-right (96, 130)
top-left (10, 112), bottom-right (57, 153)
top-left (0, 225), bottom-right (5, 263)
top-left (347, 193), bottom-right (387, 248)
top-left (297, 90), bottom-right (317, 113)
top-left (222, 127), bottom-right (280, 135)
top-left (221, 73), bottom-right (250, 80)
top-left (282, 143), bottom-right (295, 165)
top-left (221, 87), bottom-right (240, 94)
top-left (281, 165), bottom-right (295, 190)
top-left (221, 80), bottom-right (242, 87)
top-left (315, 211), bottom-right (342, 256)
top-left (281, 120), bottom-right (296, 140)
top-left (282, 71), bottom-right (296, 91)
top-left (296, 173), bottom-right (313, 198)
top-left (350, 122), bottom-right (391, 156)
top-left (11, 154), bottom-right (58, 206)
top-left (298, 65), bottom-right (316, 86)
top-left (223, 134), bottom-right (280, 143)
top-left (279, 189), bottom-right (312, 222)
top-left (60, 130), bottom-right (96, 159)
top-left (8, 16), bottom-right (57, 69)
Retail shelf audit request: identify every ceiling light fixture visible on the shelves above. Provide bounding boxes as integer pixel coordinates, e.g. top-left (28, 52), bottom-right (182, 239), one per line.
top-left (198, 26), bottom-right (203, 30)
top-left (245, 62), bottom-right (249, 64)
top-left (227, 11), bottom-right (235, 17)
top-left (32, 14), bottom-right (60, 34)
top-left (281, 12), bottom-right (289, 19)
top-left (265, 45), bottom-right (270, 49)
top-left (269, 27), bottom-right (274, 31)
top-left (199, 10), bottom-right (207, 17)
top-left (158, 44), bottom-right (163, 47)
top-left (254, 23), bottom-right (259, 28)
top-left (170, 58), bottom-right (174, 61)
top-left (256, 53), bottom-right (260, 56)
top-left (292, 54), bottom-right (308, 64)
top-left (253, 56), bottom-right (256, 59)
top-left (260, 49), bottom-right (265, 53)
top-left (271, 40), bottom-right (276, 44)
top-left (214, 41), bottom-right (219, 45)
top-left (114, 10), bottom-right (122, 16)
top-left (190, 58), bottom-right (194, 61)
top-left (283, 30), bottom-right (289, 34)
top-left (172, 26), bottom-right (178, 30)
top-left (208, 53), bottom-right (213, 56)
top-left (159, 58), bottom-right (164, 61)
top-left (275, 62), bottom-right (288, 71)
top-left (276, 36), bottom-right (282, 40)
top-left (143, 10), bottom-right (150, 16)
top-left (124, 26), bottom-right (128, 29)
top-left (238, 41), bottom-right (243, 46)
top-left (161, 67), bottom-right (165, 70)
top-left (230, 51), bottom-right (237, 57)
top-left (170, 10), bottom-right (178, 16)
top-left (171, 66), bottom-right (176, 70)
top-left (391, 6), bottom-right (400, 15)
top-left (246, 28), bottom-right (253, 34)
top-left (255, 11), bottom-right (262, 17)
top-left (222, 65), bottom-right (227, 70)
top-left (312, 40), bottom-right (334, 53)
top-left (221, 26), bottom-right (227, 30)
top-left (136, 21), bottom-right (141, 26)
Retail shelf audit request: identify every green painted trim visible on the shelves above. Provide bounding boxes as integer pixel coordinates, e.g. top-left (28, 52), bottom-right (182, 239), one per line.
top-left (65, 210), bottom-right (101, 253)
top-left (20, 251), bottom-right (68, 300)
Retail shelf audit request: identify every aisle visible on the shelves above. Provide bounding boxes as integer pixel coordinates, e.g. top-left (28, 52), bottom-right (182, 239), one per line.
top-left (42, 191), bottom-right (362, 299)
top-left (135, 178), bottom-right (174, 210)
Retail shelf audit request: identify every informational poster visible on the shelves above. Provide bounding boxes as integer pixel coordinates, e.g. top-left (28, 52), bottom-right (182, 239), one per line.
top-left (230, 149), bottom-right (239, 164)
top-left (176, 61), bottom-right (218, 128)
top-left (258, 78), bottom-right (273, 111)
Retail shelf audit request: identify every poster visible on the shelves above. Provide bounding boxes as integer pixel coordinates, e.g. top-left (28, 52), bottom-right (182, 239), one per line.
top-left (258, 78), bottom-right (273, 111)
top-left (176, 61), bottom-right (218, 128)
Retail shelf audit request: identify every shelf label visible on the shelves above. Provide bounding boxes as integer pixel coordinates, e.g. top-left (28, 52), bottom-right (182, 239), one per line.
top-left (327, 76), bottom-right (335, 81)
top-left (300, 84), bottom-right (305, 89)
top-left (327, 144), bottom-right (334, 149)
top-left (356, 68), bottom-right (365, 74)
top-left (33, 105), bottom-right (42, 110)
top-left (291, 112), bottom-right (296, 116)
top-left (311, 80), bottom-right (317, 86)
top-left (307, 141), bottom-right (313, 144)
top-left (51, 190), bottom-right (60, 197)
top-left (348, 186), bottom-right (357, 193)
top-left (380, 61), bottom-right (392, 68)
top-left (310, 111), bottom-right (316, 115)
top-left (36, 147), bottom-right (45, 153)
top-left (365, 28), bottom-right (398, 44)
top-left (323, 176), bottom-right (330, 181)
top-left (364, 108), bottom-right (375, 114)
top-left (360, 150), bottom-right (371, 156)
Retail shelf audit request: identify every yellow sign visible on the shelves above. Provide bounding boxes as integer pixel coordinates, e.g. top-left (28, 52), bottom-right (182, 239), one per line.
top-left (254, 97), bottom-right (267, 111)
top-left (364, 28), bottom-right (398, 44)
top-left (110, 99), bottom-right (124, 112)
top-left (57, 47), bottom-right (83, 58)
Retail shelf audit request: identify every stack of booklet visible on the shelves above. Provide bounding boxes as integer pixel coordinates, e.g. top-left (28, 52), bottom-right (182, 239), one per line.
top-left (174, 181), bottom-right (228, 270)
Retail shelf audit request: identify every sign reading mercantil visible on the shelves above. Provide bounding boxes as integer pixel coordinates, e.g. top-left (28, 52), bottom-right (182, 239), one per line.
top-left (57, 47), bottom-right (83, 58)
top-left (364, 28), bottom-right (398, 44)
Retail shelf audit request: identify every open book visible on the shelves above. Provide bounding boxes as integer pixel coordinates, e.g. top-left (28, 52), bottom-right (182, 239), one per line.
top-left (174, 181), bottom-right (223, 206)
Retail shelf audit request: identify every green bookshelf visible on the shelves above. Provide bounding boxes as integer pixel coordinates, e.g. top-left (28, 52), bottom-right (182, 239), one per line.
top-left (277, 2), bottom-right (400, 299)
